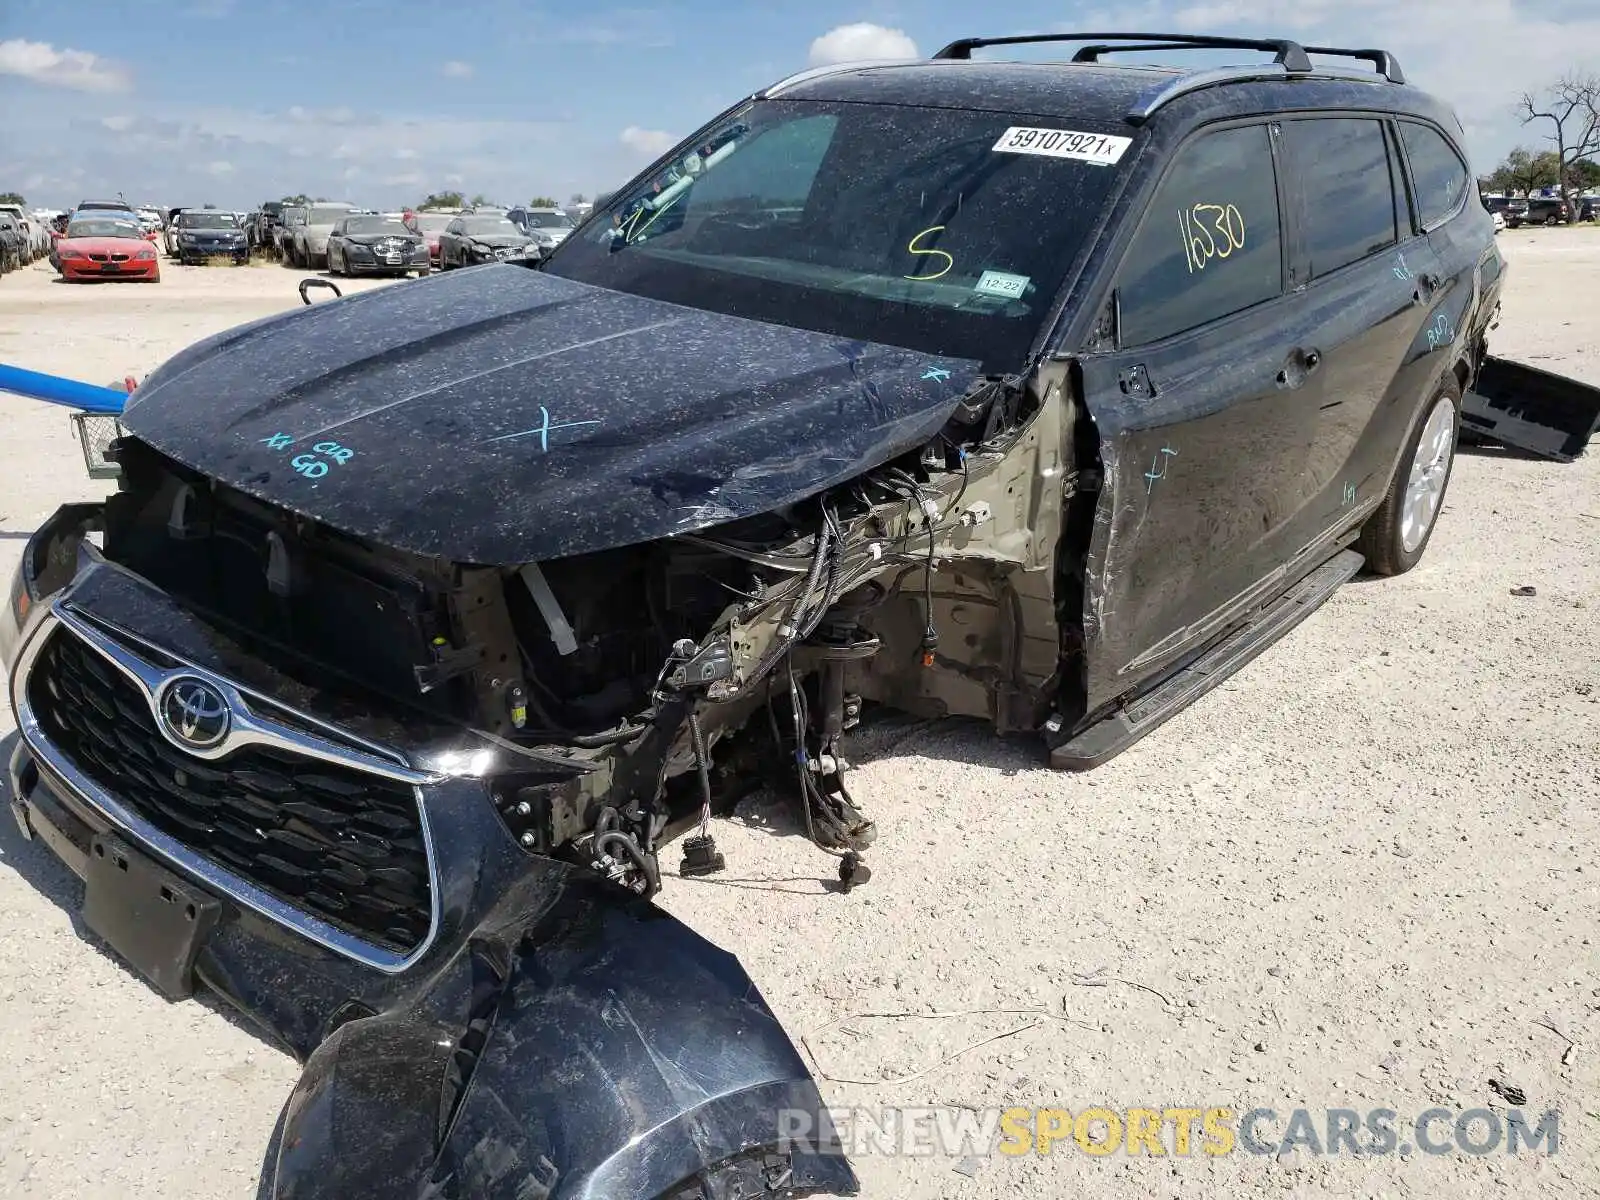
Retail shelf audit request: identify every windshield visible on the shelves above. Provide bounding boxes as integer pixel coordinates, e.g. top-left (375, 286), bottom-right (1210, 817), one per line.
top-left (68, 219), bottom-right (142, 239)
top-left (308, 206), bottom-right (352, 224)
top-left (412, 213), bottom-right (454, 232)
top-left (463, 217), bottom-right (522, 236)
top-left (344, 217), bottom-right (409, 235)
top-left (282, 207), bottom-right (307, 225)
top-left (524, 211), bottom-right (575, 229)
top-left (545, 99), bottom-right (1131, 368)
top-left (179, 212), bottom-right (238, 229)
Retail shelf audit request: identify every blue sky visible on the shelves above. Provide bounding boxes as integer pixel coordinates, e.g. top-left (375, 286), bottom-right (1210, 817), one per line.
top-left (3, 0), bottom-right (1597, 211)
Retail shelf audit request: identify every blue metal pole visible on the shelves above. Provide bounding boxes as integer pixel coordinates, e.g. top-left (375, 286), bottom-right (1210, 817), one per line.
top-left (0, 363), bottom-right (129, 414)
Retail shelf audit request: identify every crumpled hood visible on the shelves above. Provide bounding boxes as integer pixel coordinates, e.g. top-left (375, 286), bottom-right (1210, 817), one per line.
top-left (123, 266), bottom-right (980, 564)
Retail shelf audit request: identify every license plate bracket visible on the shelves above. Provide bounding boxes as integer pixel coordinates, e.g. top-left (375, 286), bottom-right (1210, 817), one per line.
top-left (82, 833), bottom-right (222, 1001)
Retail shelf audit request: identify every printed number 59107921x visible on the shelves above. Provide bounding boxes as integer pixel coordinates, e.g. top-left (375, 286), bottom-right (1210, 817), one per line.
top-left (1178, 203), bottom-right (1246, 273)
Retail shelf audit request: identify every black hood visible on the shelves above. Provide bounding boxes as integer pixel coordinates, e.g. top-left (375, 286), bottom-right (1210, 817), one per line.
top-left (345, 233), bottom-right (421, 247)
top-left (123, 267), bottom-right (981, 564)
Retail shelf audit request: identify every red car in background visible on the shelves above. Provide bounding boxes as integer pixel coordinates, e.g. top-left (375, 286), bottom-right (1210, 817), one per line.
top-left (405, 211), bottom-right (454, 268)
top-left (55, 214), bottom-right (161, 282)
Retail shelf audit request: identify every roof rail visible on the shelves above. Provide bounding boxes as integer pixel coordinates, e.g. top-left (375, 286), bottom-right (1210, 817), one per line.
top-left (932, 31), bottom-right (1315, 73)
top-left (1302, 45), bottom-right (1406, 84)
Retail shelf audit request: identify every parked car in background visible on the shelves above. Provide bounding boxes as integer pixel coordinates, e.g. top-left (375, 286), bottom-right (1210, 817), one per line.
top-left (1482, 195), bottom-right (1527, 227)
top-left (162, 209), bottom-right (187, 257)
top-left (274, 205), bottom-right (307, 258)
top-left (437, 213), bottom-right (542, 267)
top-left (0, 204), bottom-right (44, 262)
top-left (74, 198), bottom-right (138, 218)
top-left (171, 209), bottom-right (249, 264)
top-left (0, 214), bottom-right (24, 274)
top-left (404, 210), bottom-right (454, 267)
top-left (54, 212), bottom-right (161, 282)
top-left (1577, 196), bottom-right (1599, 222)
top-left (326, 214), bottom-right (430, 277)
top-left (1519, 196), bottom-right (1570, 226)
top-left (285, 202), bottom-right (356, 268)
top-left (506, 205), bottom-right (577, 252)
top-left (250, 201), bottom-right (284, 256)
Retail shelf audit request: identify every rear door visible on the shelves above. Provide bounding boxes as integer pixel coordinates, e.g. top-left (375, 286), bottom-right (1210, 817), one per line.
top-left (1075, 120), bottom-right (1319, 704)
top-left (1276, 115), bottom-right (1438, 540)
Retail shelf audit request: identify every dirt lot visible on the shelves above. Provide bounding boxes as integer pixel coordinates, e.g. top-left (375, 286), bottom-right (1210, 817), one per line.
top-left (1, 240), bottom-right (1596, 1199)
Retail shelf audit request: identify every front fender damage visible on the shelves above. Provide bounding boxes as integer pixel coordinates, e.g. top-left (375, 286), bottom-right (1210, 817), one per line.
top-left (271, 856), bottom-right (856, 1200)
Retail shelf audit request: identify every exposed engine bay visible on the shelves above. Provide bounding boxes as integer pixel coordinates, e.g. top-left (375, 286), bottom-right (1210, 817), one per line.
top-left (97, 368), bottom-right (1081, 895)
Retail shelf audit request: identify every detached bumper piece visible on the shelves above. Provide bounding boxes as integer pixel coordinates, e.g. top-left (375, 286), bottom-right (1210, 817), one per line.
top-left (272, 861), bottom-right (858, 1200)
top-left (1463, 355), bottom-right (1600, 462)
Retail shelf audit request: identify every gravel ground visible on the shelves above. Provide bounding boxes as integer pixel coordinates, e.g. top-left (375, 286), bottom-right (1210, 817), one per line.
top-left (0, 238), bottom-right (1596, 1199)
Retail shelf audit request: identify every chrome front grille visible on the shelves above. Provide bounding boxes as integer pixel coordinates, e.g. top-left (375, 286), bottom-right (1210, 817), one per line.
top-left (14, 606), bottom-right (441, 969)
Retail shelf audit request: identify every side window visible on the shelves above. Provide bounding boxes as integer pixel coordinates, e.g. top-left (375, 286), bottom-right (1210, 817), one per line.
top-left (1282, 118), bottom-right (1397, 278)
top-left (1399, 122), bottom-right (1470, 228)
top-left (446, 220), bottom-right (462, 234)
top-left (1116, 124), bottom-right (1283, 347)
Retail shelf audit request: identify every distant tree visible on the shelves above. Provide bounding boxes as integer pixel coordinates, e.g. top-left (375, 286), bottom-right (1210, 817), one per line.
top-left (280, 193), bottom-right (312, 206)
top-left (470, 192), bottom-right (491, 206)
top-left (1484, 147), bottom-right (1560, 195)
top-left (529, 195), bottom-right (559, 207)
top-left (0, 191), bottom-right (24, 206)
top-left (421, 190), bottom-right (465, 209)
top-left (1518, 73), bottom-right (1600, 212)
top-left (314, 196), bottom-right (330, 202)
top-left (568, 192), bottom-right (587, 206)
top-left (1569, 157), bottom-right (1600, 190)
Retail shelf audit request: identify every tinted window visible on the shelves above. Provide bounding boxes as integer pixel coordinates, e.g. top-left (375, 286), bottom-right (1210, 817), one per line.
top-left (1283, 118), bottom-right (1397, 278)
top-left (1400, 123), bottom-right (1469, 228)
top-left (1116, 124), bottom-right (1283, 347)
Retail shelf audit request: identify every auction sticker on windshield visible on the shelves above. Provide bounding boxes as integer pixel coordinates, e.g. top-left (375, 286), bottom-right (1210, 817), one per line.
top-left (992, 127), bottom-right (1131, 165)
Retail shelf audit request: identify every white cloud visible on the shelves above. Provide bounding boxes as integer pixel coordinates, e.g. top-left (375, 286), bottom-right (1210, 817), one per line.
top-left (204, 160), bottom-right (234, 175)
top-left (807, 22), bottom-right (918, 67)
top-left (441, 59), bottom-right (474, 79)
top-left (0, 38), bottom-right (132, 92)
top-left (100, 114), bottom-right (134, 132)
top-left (620, 125), bottom-right (677, 156)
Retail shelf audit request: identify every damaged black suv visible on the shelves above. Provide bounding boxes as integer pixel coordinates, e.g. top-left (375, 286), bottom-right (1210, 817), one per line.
top-left (8, 30), bottom-right (1594, 1200)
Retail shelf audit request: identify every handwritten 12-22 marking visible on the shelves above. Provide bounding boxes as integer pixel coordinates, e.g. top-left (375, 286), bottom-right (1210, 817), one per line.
top-left (1178, 202), bottom-right (1246, 274)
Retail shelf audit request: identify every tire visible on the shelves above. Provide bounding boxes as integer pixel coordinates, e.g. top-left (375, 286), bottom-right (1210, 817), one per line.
top-left (1544, 214), bottom-right (1559, 227)
top-left (1357, 377), bottom-right (1461, 577)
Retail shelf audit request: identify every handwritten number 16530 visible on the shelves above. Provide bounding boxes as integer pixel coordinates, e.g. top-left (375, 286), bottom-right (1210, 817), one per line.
top-left (1178, 203), bottom-right (1246, 273)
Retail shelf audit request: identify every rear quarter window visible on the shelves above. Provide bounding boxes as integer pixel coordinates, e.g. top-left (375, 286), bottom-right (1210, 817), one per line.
top-left (1116, 123), bottom-right (1284, 347)
top-left (1282, 117), bottom-right (1399, 278)
top-left (1399, 122), bottom-right (1470, 229)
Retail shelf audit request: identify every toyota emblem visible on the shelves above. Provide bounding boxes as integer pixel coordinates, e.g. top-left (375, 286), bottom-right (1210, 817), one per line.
top-left (159, 677), bottom-right (231, 750)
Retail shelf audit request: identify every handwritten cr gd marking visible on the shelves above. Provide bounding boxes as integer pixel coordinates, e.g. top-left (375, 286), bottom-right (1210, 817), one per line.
top-left (260, 433), bottom-right (356, 480)
top-left (1178, 203), bottom-right (1246, 273)
top-left (904, 226), bottom-right (954, 282)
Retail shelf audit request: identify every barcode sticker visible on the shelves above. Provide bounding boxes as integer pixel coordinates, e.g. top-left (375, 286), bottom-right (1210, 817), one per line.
top-left (992, 126), bottom-right (1131, 165)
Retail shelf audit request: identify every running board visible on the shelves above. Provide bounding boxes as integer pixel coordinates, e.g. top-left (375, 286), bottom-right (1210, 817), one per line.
top-left (1049, 548), bottom-right (1365, 770)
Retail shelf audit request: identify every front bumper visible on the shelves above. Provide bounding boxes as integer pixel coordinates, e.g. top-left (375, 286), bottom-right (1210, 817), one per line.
top-left (343, 249), bottom-right (429, 274)
top-left (60, 259), bottom-right (160, 279)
